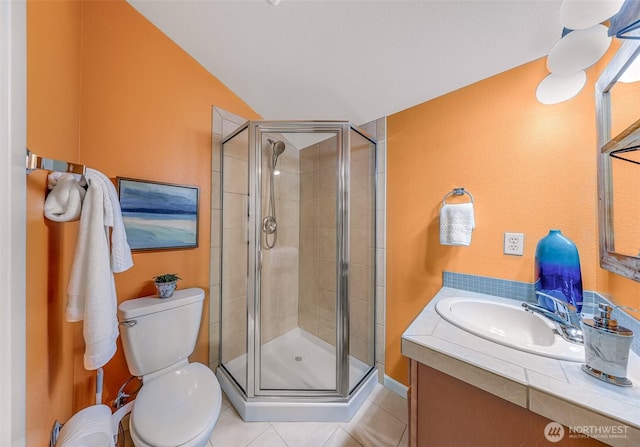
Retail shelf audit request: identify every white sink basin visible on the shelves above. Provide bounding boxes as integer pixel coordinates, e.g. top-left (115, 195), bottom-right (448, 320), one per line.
top-left (435, 296), bottom-right (584, 362)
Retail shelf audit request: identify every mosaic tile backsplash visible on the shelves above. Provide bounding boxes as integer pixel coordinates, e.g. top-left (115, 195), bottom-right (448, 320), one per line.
top-left (442, 271), bottom-right (640, 355)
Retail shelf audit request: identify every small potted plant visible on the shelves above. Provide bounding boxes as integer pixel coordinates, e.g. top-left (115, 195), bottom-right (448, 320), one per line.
top-left (153, 273), bottom-right (181, 298)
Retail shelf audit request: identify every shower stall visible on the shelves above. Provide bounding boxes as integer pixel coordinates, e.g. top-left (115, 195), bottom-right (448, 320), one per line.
top-left (216, 121), bottom-right (377, 421)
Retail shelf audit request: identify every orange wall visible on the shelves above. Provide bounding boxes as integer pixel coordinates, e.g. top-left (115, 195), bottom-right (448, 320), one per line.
top-left (26, 1), bottom-right (259, 444)
top-left (387, 57), bottom-right (640, 385)
top-left (26, 1), bottom-right (82, 443)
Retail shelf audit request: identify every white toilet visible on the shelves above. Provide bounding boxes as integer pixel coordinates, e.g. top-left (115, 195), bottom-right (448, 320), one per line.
top-left (118, 287), bottom-right (222, 447)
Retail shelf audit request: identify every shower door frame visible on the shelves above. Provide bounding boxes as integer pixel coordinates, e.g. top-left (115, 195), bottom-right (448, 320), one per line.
top-left (220, 120), bottom-right (377, 402)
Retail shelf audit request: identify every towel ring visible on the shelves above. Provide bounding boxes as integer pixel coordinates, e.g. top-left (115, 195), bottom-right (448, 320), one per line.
top-left (442, 188), bottom-right (474, 207)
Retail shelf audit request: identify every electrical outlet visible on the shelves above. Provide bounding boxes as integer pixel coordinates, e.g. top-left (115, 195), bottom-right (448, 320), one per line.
top-left (504, 232), bottom-right (524, 256)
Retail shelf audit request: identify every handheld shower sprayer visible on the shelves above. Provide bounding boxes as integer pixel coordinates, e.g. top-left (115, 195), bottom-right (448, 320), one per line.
top-left (263, 138), bottom-right (286, 249)
top-left (267, 138), bottom-right (286, 168)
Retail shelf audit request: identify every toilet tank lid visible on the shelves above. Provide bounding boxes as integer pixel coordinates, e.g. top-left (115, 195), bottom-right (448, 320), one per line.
top-left (118, 287), bottom-right (204, 320)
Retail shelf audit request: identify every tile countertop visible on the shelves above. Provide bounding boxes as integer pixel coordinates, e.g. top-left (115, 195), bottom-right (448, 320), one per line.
top-left (401, 287), bottom-right (640, 447)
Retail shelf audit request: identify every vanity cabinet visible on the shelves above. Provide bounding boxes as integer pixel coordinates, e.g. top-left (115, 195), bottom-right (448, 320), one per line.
top-left (408, 360), bottom-right (606, 447)
top-left (403, 288), bottom-right (640, 447)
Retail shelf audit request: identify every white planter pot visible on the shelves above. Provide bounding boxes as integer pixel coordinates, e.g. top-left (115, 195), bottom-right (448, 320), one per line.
top-left (155, 281), bottom-right (177, 298)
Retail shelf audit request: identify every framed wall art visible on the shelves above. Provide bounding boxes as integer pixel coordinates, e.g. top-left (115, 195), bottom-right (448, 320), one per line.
top-left (117, 177), bottom-right (199, 250)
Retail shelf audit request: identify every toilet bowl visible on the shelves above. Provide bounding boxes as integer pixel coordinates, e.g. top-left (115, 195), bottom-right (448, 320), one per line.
top-left (128, 362), bottom-right (221, 447)
top-left (119, 288), bottom-right (221, 447)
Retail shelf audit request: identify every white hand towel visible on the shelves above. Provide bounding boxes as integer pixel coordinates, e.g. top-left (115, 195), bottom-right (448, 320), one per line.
top-left (44, 173), bottom-right (86, 222)
top-left (84, 169), bottom-right (133, 272)
top-left (66, 168), bottom-right (133, 370)
top-left (440, 202), bottom-right (475, 246)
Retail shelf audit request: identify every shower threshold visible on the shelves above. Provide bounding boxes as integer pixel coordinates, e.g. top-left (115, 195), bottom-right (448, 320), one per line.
top-left (216, 328), bottom-right (378, 422)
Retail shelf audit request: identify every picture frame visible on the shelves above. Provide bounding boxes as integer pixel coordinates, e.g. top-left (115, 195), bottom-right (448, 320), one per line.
top-left (117, 177), bottom-right (199, 251)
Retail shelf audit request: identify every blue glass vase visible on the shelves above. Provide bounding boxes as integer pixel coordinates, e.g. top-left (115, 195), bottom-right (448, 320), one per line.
top-left (534, 229), bottom-right (583, 313)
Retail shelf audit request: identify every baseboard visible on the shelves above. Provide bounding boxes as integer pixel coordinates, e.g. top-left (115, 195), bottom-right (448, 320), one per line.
top-left (384, 374), bottom-right (408, 398)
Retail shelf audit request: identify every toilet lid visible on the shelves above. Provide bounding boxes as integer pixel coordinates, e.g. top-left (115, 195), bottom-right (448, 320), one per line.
top-left (132, 363), bottom-right (220, 447)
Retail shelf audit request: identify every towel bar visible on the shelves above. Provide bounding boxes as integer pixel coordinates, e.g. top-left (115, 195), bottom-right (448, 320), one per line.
top-left (26, 149), bottom-right (86, 175)
top-left (441, 187), bottom-right (474, 207)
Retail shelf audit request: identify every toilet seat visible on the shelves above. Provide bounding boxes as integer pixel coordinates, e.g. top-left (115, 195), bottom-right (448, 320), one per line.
top-left (130, 362), bottom-right (221, 447)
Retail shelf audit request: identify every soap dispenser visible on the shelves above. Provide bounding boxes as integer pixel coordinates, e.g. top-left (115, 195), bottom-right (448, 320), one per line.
top-left (580, 304), bottom-right (634, 387)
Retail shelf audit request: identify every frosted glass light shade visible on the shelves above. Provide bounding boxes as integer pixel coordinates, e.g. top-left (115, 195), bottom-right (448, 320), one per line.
top-left (536, 71), bottom-right (587, 104)
top-left (547, 24), bottom-right (611, 75)
top-left (559, 0), bottom-right (624, 30)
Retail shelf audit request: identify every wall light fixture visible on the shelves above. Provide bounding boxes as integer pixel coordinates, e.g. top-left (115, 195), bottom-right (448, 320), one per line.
top-left (537, 0), bottom-right (625, 104)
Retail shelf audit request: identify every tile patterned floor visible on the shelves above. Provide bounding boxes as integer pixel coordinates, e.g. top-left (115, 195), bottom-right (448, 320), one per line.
top-left (123, 384), bottom-right (408, 447)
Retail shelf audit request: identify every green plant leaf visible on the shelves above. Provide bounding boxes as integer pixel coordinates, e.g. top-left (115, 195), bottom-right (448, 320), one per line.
top-left (153, 273), bottom-right (182, 283)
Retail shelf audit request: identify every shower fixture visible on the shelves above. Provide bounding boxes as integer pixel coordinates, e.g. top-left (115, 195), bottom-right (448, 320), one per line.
top-left (263, 138), bottom-right (286, 249)
top-left (267, 138), bottom-right (286, 166)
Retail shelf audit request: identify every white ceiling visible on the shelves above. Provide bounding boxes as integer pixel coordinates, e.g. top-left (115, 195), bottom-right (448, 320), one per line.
top-left (128, 0), bottom-right (564, 125)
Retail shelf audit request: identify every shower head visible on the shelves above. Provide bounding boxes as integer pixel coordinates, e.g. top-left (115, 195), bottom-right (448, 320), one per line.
top-left (267, 138), bottom-right (286, 169)
top-left (267, 138), bottom-right (286, 157)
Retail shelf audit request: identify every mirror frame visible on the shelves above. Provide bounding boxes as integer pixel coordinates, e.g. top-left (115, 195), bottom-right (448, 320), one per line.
top-left (596, 39), bottom-right (640, 282)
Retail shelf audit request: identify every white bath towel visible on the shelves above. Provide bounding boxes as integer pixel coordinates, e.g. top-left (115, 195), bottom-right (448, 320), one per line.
top-left (44, 173), bottom-right (86, 222)
top-left (66, 168), bottom-right (133, 370)
top-left (440, 202), bottom-right (475, 246)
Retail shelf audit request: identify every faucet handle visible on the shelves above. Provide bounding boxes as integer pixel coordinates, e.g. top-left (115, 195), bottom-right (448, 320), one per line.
top-left (535, 291), bottom-right (577, 313)
top-left (598, 303), bottom-right (613, 319)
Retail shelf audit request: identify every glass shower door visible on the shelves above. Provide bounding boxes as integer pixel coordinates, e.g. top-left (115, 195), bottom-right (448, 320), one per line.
top-left (220, 125), bottom-right (250, 394)
top-left (256, 126), bottom-right (342, 394)
top-left (347, 127), bottom-right (376, 392)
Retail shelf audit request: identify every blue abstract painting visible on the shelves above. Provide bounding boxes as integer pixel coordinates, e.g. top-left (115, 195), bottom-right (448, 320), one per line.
top-left (118, 178), bottom-right (199, 250)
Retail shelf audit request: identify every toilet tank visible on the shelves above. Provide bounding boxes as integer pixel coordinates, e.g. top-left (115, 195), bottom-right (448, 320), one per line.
top-left (118, 288), bottom-right (205, 377)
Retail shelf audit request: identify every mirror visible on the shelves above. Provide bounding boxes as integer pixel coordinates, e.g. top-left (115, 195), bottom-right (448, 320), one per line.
top-left (596, 39), bottom-right (640, 281)
top-left (607, 125), bottom-right (640, 258)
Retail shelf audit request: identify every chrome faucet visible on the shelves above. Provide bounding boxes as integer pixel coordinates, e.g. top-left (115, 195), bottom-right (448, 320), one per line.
top-left (521, 291), bottom-right (584, 344)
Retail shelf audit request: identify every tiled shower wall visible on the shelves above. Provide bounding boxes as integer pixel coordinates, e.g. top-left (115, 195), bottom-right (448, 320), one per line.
top-left (260, 136), bottom-right (301, 344)
top-left (297, 137), bottom-right (347, 347)
top-left (298, 140), bottom-right (328, 342)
